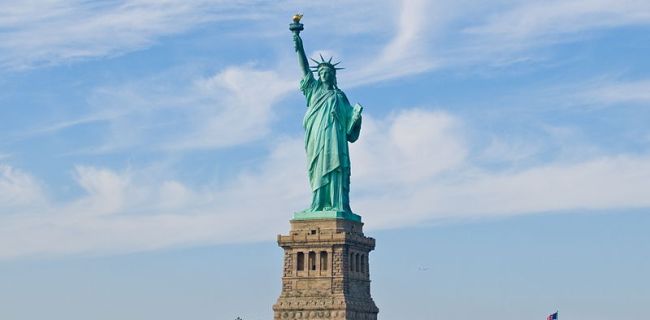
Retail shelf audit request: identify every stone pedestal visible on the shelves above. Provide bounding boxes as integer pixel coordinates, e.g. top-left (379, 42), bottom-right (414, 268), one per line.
top-left (273, 218), bottom-right (379, 320)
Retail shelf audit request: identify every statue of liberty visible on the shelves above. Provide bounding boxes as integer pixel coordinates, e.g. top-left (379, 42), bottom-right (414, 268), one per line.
top-left (290, 15), bottom-right (363, 220)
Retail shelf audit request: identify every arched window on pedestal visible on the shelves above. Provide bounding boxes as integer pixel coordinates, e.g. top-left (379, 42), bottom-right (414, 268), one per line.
top-left (297, 252), bottom-right (304, 271)
top-left (309, 251), bottom-right (316, 271)
top-left (320, 251), bottom-right (328, 271)
top-left (355, 253), bottom-right (360, 272)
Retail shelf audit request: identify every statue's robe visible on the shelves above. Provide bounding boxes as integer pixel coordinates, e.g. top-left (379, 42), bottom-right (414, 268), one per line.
top-left (300, 73), bottom-right (362, 213)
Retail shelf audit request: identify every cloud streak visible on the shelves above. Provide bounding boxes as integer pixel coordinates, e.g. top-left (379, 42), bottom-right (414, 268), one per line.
top-left (466, 0), bottom-right (650, 39)
top-left (578, 79), bottom-right (650, 105)
top-left (0, 0), bottom-right (256, 69)
top-left (4, 0), bottom-right (646, 83)
top-left (346, 0), bottom-right (440, 85)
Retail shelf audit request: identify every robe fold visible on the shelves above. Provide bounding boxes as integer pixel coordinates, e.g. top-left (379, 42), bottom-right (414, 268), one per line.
top-left (300, 73), bottom-right (362, 213)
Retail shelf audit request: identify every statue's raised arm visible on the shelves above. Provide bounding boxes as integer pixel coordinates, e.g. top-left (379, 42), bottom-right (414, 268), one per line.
top-left (293, 34), bottom-right (310, 77)
top-left (290, 14), bottom-right (310, 77)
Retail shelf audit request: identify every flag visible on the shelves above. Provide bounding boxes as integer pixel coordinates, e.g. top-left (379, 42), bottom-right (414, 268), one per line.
top-left (547, 311), bottom-right (558, 320)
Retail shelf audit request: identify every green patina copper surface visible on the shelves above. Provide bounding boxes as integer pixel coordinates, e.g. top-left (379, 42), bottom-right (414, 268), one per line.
top-left (290, 16), bottom-right (363, 222)
top-left (292, 210), bottom-right (362, 222)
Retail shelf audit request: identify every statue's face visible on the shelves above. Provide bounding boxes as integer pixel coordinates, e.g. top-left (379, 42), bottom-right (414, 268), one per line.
top-left (318, 67), bottom-right (336, 85)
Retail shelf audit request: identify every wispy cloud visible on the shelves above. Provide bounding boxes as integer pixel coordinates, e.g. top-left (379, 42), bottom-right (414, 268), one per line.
top-left (2, 0), bottom-right (647, 79)
top-left (0, 0), bottom-right (256, 69)
top-left (311, 0), bottom-right (650, 84)
top-left (479, 136), bottom-right (542, 164)
top-left (347, 0), bottom-right (440, 85)
top-left (165, 66), bottom-right (295, 150)
top-left (466, 0), bottom-right (650, 40)
top-left (38, 65), bottom-right (295, 154)
top-left (453, 0), bottom-right (650, 67)
top-left (17, 110), bottom-right (126, 140)
top-left (0, 164), bottom-right (46, 213)
top-left (0, 0), bottom-right (447, 84)
top-left (578, 79), bottom-right (650, 105)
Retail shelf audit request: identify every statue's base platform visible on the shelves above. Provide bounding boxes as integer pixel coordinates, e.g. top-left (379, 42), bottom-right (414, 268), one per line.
top-left (292, 210), bottom-right (362, 222)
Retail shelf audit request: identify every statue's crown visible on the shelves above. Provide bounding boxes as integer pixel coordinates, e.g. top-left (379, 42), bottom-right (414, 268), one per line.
top-left (309, 54), bottom-right (344, 72)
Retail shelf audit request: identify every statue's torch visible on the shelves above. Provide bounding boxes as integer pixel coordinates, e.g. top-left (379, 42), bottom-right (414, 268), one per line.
top-left (289, 13), bottom-right (304, 34)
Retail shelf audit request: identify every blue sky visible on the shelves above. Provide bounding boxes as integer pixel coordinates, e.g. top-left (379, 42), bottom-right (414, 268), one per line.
top-left (0, 1), bottom-right (649, 319)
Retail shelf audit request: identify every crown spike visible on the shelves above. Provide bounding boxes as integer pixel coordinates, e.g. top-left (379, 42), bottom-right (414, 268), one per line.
top-left (319, 53), bottom-right (325, 62)
top-left (309, 57), bottom-right (319, 64)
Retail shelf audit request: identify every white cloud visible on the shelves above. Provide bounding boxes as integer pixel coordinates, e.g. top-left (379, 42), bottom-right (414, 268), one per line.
top-left (166, 66), bottom-right (295, 150)
top-left (451, 0), bottom-right (650, 67)
top-left (0, 138), bottom-right (306, 259)
top-left (347, 0), bottom-right (439, 85)
top-left (0, 164), bottom-right (46, 213)
top-left (466, 0), bottom-right (650, 40)
top-left (158, 181), bottom-right (194, 210)
top-left (67, 166), bottom-right (132, 215)
top-left (352, 109), bottom-right (466, 186)
top-left (462, 156), bottom-right (650, 213)
top-left (0, 0), bottom-right (445, 85)
top-left (46, 65), bottom-right (295, 153)
top-left (0, 0), bottom-right (416, 76)
top-left (358, 154), bottom-right (650, 229)
top-left (0, 0), bottom-right (259, 69)
top-left (1, 0), bottom-right (647, 80)
top-left (295, 0), bottom-right (650, 85)
top-left (1, 109), bottom-right (649, 259)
